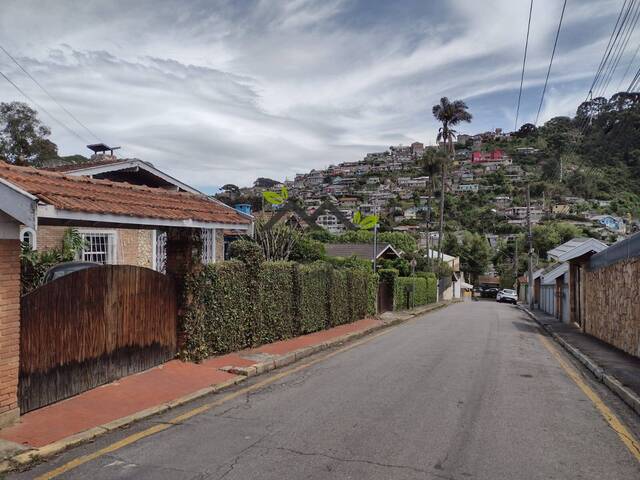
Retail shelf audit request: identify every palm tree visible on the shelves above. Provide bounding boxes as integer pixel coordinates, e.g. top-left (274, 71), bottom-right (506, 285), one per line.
top-left (420, 149), bottom-right (446, 270)
top-left (432, 97), bottom-right (472, 271)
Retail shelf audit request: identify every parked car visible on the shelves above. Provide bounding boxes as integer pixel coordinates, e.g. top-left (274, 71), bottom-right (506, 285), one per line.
top-left (496, 288), bottom-right (518, 304)
top-left (42, 261), bottom-right (100, 284)
top-left (480, 286), bottom-right (499, 298)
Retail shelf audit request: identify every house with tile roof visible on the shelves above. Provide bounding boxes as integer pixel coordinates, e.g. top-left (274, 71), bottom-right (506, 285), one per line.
top-left (0, 161), bottom-right (253, 426)
top-left (0, 161), bottom-right (252, 270)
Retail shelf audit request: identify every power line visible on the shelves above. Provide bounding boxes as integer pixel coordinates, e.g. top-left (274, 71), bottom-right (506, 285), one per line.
top-left (0, 68), bottom-right (88, 143)
top-left (534, 0), bottom-right (567, 126)
top-left (515, 0), bottom-right (534, 131)
top-left (591, 0), bottom-right (637, 97)
top-left (617, 41), bottom-right (640, 90)
top-left (594, 0), bottom-right (640, 98)
top-left (0, 44), bottom-right (101, 142)
top-left (585, 0), bottom-right (630, 101)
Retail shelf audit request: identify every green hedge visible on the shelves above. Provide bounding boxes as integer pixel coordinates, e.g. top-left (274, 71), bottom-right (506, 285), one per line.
top-left (416, 272), bottom-right (438, 304)
top-left (182, 261), bottom-right (377, 360)
top-left (298, 263), bottom-right (330, 333)
top-left (392, 273), bottom-right (437, 311)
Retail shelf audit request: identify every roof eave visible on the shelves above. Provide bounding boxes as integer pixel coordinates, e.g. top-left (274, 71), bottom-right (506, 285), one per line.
top-left (36, 204), bottom-right (251, 231)
top-left (64, 159), bottom-right (203, 195)
top-left (0, 177), bottom-right (38, 228)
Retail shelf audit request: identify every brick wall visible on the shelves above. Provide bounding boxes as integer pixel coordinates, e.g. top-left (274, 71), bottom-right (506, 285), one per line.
top-left (0, 239), bottom-right (20, 425)
top-left (37, 226), bottom-right (154, 268)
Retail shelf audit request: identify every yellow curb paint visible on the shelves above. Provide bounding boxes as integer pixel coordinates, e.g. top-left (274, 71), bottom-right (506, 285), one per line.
top-left (538, 334), bottom-right (640, 463)
top-left (35, 329), bottom-right (392, 480)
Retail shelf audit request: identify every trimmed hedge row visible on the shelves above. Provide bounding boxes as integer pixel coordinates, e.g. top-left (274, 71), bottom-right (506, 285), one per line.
top-left (392, 272), bottom-right (438, 310)
top-left (181, 261), bottom-right (377, 360)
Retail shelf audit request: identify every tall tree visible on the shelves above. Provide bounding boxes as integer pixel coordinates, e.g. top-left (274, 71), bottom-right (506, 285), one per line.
top-left (432, 97), bottom-right (472, 271)
top-left (0, 102), bottom-right (58, 166)
top-left (420, 148), bottom-right (446, 268)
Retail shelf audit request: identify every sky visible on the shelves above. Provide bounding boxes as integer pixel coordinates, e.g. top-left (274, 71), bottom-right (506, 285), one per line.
top-left (0, 0), bottom-right (632, 192)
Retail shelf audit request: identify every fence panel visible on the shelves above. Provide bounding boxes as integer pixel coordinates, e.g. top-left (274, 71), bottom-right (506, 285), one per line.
top-left (19, 265), bottom-right (177, 413)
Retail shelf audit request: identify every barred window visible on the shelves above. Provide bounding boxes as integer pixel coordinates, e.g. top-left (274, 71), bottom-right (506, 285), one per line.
top-left (201, 228), bottom-right (216, 264)
top-left (80, 232), bottom-right (116, 264)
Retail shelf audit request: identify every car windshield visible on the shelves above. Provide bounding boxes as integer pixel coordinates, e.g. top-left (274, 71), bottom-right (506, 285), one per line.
top-left (503, 289), bottom-right (516, 294)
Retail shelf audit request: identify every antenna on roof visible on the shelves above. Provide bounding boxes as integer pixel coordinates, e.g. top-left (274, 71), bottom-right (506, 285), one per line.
top-left (87, 143), bottom-right (121, 156)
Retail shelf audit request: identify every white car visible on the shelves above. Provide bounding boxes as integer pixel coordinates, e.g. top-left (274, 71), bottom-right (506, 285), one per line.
top-left (496, 289), bottom-right (518, 304)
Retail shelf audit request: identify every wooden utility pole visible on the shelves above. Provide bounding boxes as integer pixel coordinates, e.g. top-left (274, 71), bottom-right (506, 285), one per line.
top-left (527, 184), bottom-right (534, 308)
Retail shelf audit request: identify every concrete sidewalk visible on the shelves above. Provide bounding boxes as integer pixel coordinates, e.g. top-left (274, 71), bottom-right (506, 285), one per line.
top-left (522, 307), bottom-right (640, 416)
top-left (0, 300), bottom-right (452, 470)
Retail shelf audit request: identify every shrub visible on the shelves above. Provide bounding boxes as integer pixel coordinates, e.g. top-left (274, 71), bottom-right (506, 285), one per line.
top-left (416, 272), bottom-right (438, 304)
top-left (298, 263), bottom-right (330, 333)
top-left (255, 262), bottom-right (296, 344)
top-left (377, 268), bottom-right (398, 285)
top-left (289, 236), bottom-right (326, 263)
top-left (181, 261), bottom-right (252, 360)
top-left (393, 276), bottom-right (429, 310)
top-left (228, 239), bottom-right (265, 265)
top-left (181, 260), bottom-right (377, 360)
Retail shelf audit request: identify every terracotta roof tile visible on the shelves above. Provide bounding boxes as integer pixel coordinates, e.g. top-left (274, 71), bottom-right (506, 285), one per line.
top-left (0, 162), bottom-right (250, 226)
top-left (43, 158), bottom-right (124, 172)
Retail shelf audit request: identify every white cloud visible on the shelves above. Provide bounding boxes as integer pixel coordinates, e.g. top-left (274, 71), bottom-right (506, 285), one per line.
top-left (0, 0), bottom-right (629, 188)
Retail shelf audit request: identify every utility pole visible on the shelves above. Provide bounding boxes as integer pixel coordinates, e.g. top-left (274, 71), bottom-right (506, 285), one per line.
top-left (527, 184), bottom-right (534, 309)
top-left (373, 204), bottom-right (379, 273)
top-left (514, 238), bottom-right (518, 280)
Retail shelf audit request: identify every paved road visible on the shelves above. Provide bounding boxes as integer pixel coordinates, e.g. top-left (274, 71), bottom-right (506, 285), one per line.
top-left (15, 301), bottom-right (640, 479)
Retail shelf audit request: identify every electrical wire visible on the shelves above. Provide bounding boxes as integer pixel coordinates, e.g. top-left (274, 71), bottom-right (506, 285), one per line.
top-left (594, 0), bottom-right (640, 98)
top-left (534, 0), bottom-right (567, 126)
top-left (0, 44), bottom-right (101, 142)
top-left (0, 68), bottom-right (88, 143)
top-left (515, 0), bottom-right (534, 131)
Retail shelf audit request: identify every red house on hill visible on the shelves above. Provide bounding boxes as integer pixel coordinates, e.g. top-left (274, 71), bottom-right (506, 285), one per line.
top-left (471, 149), bottom-right (504, 163)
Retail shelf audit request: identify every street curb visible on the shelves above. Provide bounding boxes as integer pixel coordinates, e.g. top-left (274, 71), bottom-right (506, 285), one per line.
top-left (0, 375), bottom-right (246, 474)
top-left (0, 300), bottom-right (457, 473)
top-left (227, 301), bottom-right (453, 378)
top-left (519, 306), bottom-right (640, 417)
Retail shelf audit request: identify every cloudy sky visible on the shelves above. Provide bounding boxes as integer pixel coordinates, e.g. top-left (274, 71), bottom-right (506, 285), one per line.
top-left (0, 0), bottom-right (631, 191)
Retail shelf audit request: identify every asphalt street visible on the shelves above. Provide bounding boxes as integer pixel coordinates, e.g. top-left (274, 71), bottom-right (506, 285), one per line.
top-left (14, 300), bottom-right (640, 479)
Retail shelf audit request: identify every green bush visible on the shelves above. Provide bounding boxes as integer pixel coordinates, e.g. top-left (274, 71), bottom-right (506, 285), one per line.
top-left (255, 262), bottom-right (296, 345)
top-left (228, 239), bottom-right (265, 265)
top-left (416, 272), bottom-right (437, 304)
top-left (393, 276), bottom-right (429, 310)
top-left (182, 261), bottom-right (377, 360)
top-left (329, 268), bottom-right (350, 326)
top-left (298, 263), bottom-right (330, 333)
top-left (289, 236), bottom-right (326, 263)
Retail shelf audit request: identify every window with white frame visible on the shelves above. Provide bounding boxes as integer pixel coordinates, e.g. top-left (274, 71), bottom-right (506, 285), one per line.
top-left (201, 228), bottom-right (216, 264)
top-left (19, 227), bottom-right (37, 250)
top-left (79, 231), bottom-right (117, 264)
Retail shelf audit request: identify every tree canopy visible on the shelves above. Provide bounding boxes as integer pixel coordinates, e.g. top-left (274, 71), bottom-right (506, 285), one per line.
top-left (0, 102), bottom-right (58, 166)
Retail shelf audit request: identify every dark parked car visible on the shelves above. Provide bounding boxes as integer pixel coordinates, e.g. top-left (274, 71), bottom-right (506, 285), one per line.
top-left (42, 261), bottom-right (100, 284)
top-left (479, 286), bottom-right (499, 298)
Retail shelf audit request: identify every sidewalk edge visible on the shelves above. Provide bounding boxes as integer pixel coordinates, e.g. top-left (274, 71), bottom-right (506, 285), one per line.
top-left (519, 306), bottom-right (640, 417)
top-left (0, 300), bottom-right (456, 473)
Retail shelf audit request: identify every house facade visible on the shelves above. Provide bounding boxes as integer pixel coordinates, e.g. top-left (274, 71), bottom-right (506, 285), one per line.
top-left (27, 157), bottom-right (252, 270)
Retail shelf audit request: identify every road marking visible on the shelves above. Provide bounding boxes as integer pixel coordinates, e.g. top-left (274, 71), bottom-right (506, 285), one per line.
top-left (538, 334), bottom-right (640, 463)
top-left (35, 328), bottom-right (392, 479)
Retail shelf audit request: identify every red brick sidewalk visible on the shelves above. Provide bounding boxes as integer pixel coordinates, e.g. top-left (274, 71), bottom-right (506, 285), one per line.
top-left (0, 318), bottom-right (382, 449)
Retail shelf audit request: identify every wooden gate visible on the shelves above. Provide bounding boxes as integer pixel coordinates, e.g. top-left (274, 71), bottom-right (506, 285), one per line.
top-left (19, 265), bottom-right (177, 413)
top-left (378, 281), bottom-right (393, 313)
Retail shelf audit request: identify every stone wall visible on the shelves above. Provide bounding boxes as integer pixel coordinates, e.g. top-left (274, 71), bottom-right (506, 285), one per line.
top-left (584, 257), bottom-right (640, 358)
